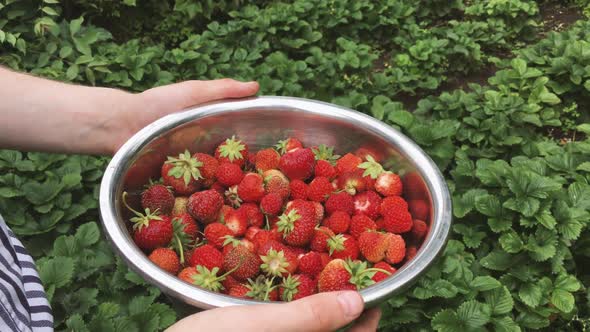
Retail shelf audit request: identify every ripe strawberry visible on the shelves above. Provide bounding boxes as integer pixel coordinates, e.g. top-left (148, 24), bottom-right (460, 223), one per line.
top-left (380, 196), bottom-right (409, 218)
top-left (188, 244), bottom-right (223, 271)
top-left (311, 201), bottom-right (325, 224)
top-left (148, 248), bottom-right (180, 274)
top-left (172, 196), bottom-right (189, 215)
top-left (217, 204), bottom-right (233, 223)
top-left (317, 259), bottom-right (380, 292)
top-left (223, 245), bottom-right (261, 281)
top-left (178, 267), bottom-right (197, 283)
top-left (252, 230), bottom-right (281, 251)
top-left (260, 248), bottom-right (299, 277)
top-left (210, 181), bottom-right (225, 194)
top-left (141, 184), bottom-right (174, 215)
top-left (372, 262), bottom-right (396, 282)
top-left (315, 160), bottom-right (337, 179)
top-left (297, 251), bottom-right (323, 277)
top-left (279, 148), bottom-right (315, 180)
top-left (263, 169), bottom-right (290, 199)
top-left (358, 231), bottom-right (390, 263)
top-left (375, 172), bottom-right (403, 197)
top-left (289, 179), bottom-right (308, 200)
top-left (161, 150), bottom-right (202, 195)
top-left (320, 252), bottom-right (331, 268)
top-left (349, 215), bottom-right (377, 239)
top-left (238, 203), bottom-right (264, 227)
top-left (131, 210), bottom-right (173, 251)
top-left (310, 226), bottom-right (335, 253)
top-left (409, 199), bottom-right (430, 221)
top-left (325, 192), bottom-right (354, 215)
top-left (280, 274), bottom-right (316, 301)
top-left (307, 177), bottom-right (334, 202)
top-left (188, 189), bottom-right (223, 224)
top-left (260, 193), bottom-right (284, 215)
top-left (224, 208), bottom-right (248, 236)
top-left (335, 153), bottom-right (362, 175)
top-left (379, 211), bottom-right (413, 234)
top-left (229, 284), bottom-right (252, 298)
top-left (204, 223), bottom-right (232, 249)
top-left (193, 153), bottom-right (219, 187)
top-left (353, 190), bottom-right (382, 220)
top-left (216, 162), bottom-right (244, 187)
top-left (275, 137), bottom-right (303, 155)
top-left (276, 201), bottom-right (317, 247)
top-left (215, 136), bottom-right (249, 168)
top-left (222, 236), bottom-right (257, 255)
top-left (237, 173), bottom-right (265, 203)
top-left (221, 275), bottom-right (240, 292)
top-left (327, 234), bottom-right (359, 260)
top-left (256, 239), bottom-right (285, 255)
top-left (245, 226), bottom-right (262, 241)
top-left (322, 211), bottom-right (351, 234)
top-left (385, 234), bottom-right (406, 264)
top-left (337, 171), bottom-right (366, 195)
top-left (354, 147), bottom-right (383, 163)
top-left (406, 245), bottom-right (418, 261)
top-left (411, 219), bottom-right (428, 241)
top-left (255, 148), bottom-right (281, 171)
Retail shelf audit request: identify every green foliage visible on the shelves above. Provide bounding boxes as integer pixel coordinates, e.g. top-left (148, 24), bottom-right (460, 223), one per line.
top-left (1, 0), bottom-right (590, 331)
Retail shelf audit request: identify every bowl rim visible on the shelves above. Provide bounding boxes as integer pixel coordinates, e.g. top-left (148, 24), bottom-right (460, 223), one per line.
top-left (99, 95), bottom-right (452, 309)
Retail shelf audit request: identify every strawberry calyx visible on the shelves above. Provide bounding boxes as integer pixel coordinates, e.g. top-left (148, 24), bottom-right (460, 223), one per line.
top-left (122, 192), bottom-right (163, 231)
top-left (225, 185), bottom-right (242, 208)
top-left (170, 218), bottom-right (191, 264)
top-left (327, 234), bottom-right (346, 256)
top-left (219, 136), bottom-right (246, 162)
top-left (343, 259), bottom-right (392, 290)
top-left (357, 155), bottom-right (384, 179)
top-left (245, 275), bottom-right (277, 301)
top-left (312, 144), bottom-right (340, 165)
top-left (165, 150), bottom-right (203, 186)
top-left (280, 274), bottom-right (301, 302)
top-left (191, 265), bottom-right (231, 292)
top-left (274, 139), bottom-right (291, 155)
top-left (222, 235), bottom-right (241, 247)
top-left (276, 209), bottom-right (301, 237)
top-left (260, 249), bottom-right (290, 277)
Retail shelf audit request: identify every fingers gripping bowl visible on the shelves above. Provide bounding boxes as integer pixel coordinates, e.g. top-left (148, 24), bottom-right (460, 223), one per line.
top-left (99, 96), bottom-right (452, 309)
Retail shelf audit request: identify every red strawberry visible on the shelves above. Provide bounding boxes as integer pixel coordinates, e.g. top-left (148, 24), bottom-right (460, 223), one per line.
top-left (327, 234), bottom-right (359, 260)
top-left (406, 245), bottom-right (418, 261)
top-left (141, 184), bottom-right (174, 215)
top-left (131, 210), bottom-right (173, 251)
top-left (275, 137), bottom-right (303, 154)
top-left (311, 201), bottom-right (325, 223)
top-left (193, 153), bottom-right (219, 187)
top-left (379, 211), bottom-right (413, 234)
top-left (279, 148), bottom-right (315, 180)
top-left (245, 226), bottom-right (262, 241)
top-left (276, 201), bottom-right (317, 247)
top-left (256, 239), bottom-right (284, 256)
top-left (289, 179), bottom-right (308, 200)
top-left (217, 205), bottom-right (233, 223)
top-left (222, 236), bottom-right (257, 255)
top-left (358, 231), bottom-right (391, 263)
top-left (224, 208), bottom-right (248, 236)
top-left (411, 219), bottom-right (428, 241)
top-left (307, 177), bottom-right (334, 202)
top-left (221, 275), bottom-right (240, 292)
top-left (375, 172), bottom-right (403, 197)
top-left (215, 136), bottom-right (249, 167)
top-left (297, 251), bottom-right (323, 277)
top-left (260, 193), bottom-right (284, 216)
top-left (380, 196), bottom-right (409, 219)
top-left (161, 150), bottom-right (202, 195)
top-left (353, 190), bottom-right (382, 219)
top-left (178, 267), bottom-right (197, 283)
top-left (409, 199), bottom-right (430, 221)
top-left (385, 234), bottom-right (406, 264)
top-left (247, 153), bottom-right (257, 169)
top-left (255, 148), bottom-right (281, 171)
top-left (188, 244), bottom-right (223, 271)
top-left (252, 230), bottom-right (282, 251)
top-left (335, 153), bottom-right (362, 174)
top-left (229, 284), bottom-right (252, 298)
top-left (372, 262), bottom-right (396, 282)
top-left (354, 147), bottom-right (383, 163)
top-left (322, 211), bottom-right (351, 234)
top-left (280, 274), bottom-right (316, 301)
top-left (172, 196), bottom-right (189, 215)
top-left (317, 259), bottom-right (381, 292)
top-left (315, 160), bottom-right (337, 179)
top-left (188, 189), bottom-right (223, 224)
top-left (263, 170), bottom-right (290, 199)
top-left (238, 203), bottom-right (264, 227)
top-left (310, 226), bottom-right (335, 253)
top-left (337, 171), bottom-right (366, 195)
top-left (260, 248), bottom-right (299, 277)
top-left (223, 245), bottom-right (261, 281)
top-left (349, 215), bottom-right (377, 239)
top-left (148, 248), bottom-right (180, 274)
top-left (216, 162), bottom-right (244, 187)
top-left (325, 192), bottom-right (354, 215)
top-left (204, 223), bottom-right (232, 249)
top-left (320, 252), bottom-right (331, 268)
top-left (210, 181), bottom-right (225, 194)
top-left (237, 172), bottom-right (265, 203)
top-left (403, 172), bottom-right (429, 201)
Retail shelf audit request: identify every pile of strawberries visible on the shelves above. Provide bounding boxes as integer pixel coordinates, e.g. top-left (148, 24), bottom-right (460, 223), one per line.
top-left (123, 136), bottom-right (429, 302)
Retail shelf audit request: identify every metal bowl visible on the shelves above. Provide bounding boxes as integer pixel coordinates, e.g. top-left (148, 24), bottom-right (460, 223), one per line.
top-left (99, 96), bottom-right (452, 309)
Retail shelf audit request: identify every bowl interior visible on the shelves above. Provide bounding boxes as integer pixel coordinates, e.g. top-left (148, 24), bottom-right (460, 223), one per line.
top-left (102, 97), bottom-right (450, 308)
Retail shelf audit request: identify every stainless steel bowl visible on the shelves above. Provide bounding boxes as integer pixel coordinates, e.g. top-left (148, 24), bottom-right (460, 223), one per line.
top-left (99, 96), bottom-right (452, 309)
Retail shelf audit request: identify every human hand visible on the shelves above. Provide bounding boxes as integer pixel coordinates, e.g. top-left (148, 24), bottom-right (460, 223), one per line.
top-left (166, 291), bottom-right (381, 332)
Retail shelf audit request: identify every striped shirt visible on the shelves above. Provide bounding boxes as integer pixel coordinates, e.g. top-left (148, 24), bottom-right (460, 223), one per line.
top-left (0, 214), bottom-right (53, 331)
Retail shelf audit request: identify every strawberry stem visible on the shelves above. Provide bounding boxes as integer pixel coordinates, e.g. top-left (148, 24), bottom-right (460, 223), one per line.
top-left (121, 191), bottom-right (143, 218)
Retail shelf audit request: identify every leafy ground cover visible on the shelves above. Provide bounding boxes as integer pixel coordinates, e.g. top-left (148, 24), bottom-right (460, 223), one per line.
top-left (1, 0), bottom-right (590, 331)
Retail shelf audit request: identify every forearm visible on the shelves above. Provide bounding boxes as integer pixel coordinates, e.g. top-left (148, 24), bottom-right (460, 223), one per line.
top-left (0, 67), bottom-right (136, 155)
